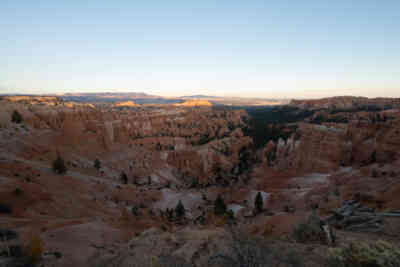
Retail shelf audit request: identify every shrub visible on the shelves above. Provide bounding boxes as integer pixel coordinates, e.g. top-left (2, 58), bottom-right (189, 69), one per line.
top-left (327, 240), bottom-right (400, 267)
top-left (0, 203), bottom-right (12, 214)
top-left (284, 204), bottom-right (296, 213)
top-left (165, 208), bottom-right (174, 221)
top-left (52, 155), bottom-right (67, 174)
top-left (292, 215), bottom-right (328, 244)
top-left (54, 251), bottom-right (62, 259)
top-left (263, 223), bottom-right (275, 237)
top-left (24, 235), bottom-right (44, 265)
top-left (175, 200), bottom-right (185, 218)
top-left (148, 208), bottom-right (154, 216)
top-left (94, 159), bottom-right (101, 170)
top-left (157, 255), bottom-right (193, 267)
top-left (209, 229), bottom-right (304, 267)
top-left (255, 192), bottom-right (264, 214)
top-left (190, 178), bottom-right (198, 188)
top-left (370, 150), bottom-right (377, 163)
top-left (120, 171), bottom-right (128, 184)
top-left (214, 195), bottom-right (227, 216)
top-left (11, 110), bottom-right (23, 123)
top-left (0, 229), bottom-right (18, 241)
top-left (14, 187), bottom-right (23, 196)
top-left (131, 206), bottom-right (140, 216)
top-left (226, 209), bottom-right (235, 224)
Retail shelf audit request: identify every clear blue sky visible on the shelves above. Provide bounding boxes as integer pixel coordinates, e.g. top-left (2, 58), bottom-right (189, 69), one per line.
top-left (1, 0), bottom-right (399, 98)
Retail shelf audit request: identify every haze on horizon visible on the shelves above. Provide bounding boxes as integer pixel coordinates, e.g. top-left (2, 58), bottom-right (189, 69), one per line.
top-left (1, 0), bottom-right (399, 99)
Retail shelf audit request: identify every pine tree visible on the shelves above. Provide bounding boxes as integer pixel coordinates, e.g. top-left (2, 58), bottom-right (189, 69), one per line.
top-left (214, 195), bottom-right (227, 216)
top-left (11, 110), bottom-right (23, 123)
top-left (166, 208), bottom-right (174, 221)
top-left (255, 192), bottom-right (264, 214)
top-left (120, 171), bottom-right (128, 184)
top-left (370, 150), bottom-right (377, 163)
top-left (175, 200), bottom-right (185, 218)
top-left (94, 159), bottom-right (101, 170)
top-left (226, 209), bottom-right (235, 222)
top-left (52, 155), bottom-right (67, 174)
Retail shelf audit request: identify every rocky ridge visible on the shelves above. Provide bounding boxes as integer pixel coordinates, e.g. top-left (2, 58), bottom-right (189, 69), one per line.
top-left (1, 96), bottom-right (400, 266)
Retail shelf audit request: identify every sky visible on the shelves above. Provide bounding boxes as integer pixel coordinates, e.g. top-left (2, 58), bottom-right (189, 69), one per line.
top-left (1, 0), bottom-right (399, 98)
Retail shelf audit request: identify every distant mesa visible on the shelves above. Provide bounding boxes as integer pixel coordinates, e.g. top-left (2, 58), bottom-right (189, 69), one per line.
top-left (64, 102), bottom-right (95, 109)
top-left (2, 95), bottom-right (63, 106)
top-left (114, 100), bottom-right (138, 107)
top-left (180, 95), bottom-right (219, 99)
top-left (3, 95), bottom-right (59, 103)
top-left (290, 96), bottom-right (400, 110)
top-left (174, 99), bottom-right (212, 107)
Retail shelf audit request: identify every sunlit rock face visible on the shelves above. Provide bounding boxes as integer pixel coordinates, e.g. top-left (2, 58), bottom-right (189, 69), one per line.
top-left (174, 100), bottom-right (212, 107)
top-left (114, 101), bottom-right (137, 107)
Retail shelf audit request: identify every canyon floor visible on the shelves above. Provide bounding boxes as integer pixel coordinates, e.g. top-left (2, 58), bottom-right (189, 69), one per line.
top-left (1, 95), bottom-right (400, 266)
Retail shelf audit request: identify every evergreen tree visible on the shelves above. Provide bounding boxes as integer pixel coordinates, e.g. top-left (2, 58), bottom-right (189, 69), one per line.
top-left (226, 209), bottom-right (235, 222)
top-left (370, 150), bottom-right (377, 163)
top-left (94, 158), bottom-right (101, 170)
top-left (255, 192), bottom-right (264, 214)
top-left (175, 200), bottom-right (185, 218)
top-left (11, 110), bottom-right (23, 123)
top-left (52, 155), bottom-right (67, 174)
top-left (214, 195), bottom-right (227, 216)
top-left (166, 208), bottom-right (174, 221)
top-left (226, 209), bottom-right (234, 218)
top-left (120, 171), bottom-right (128, 184)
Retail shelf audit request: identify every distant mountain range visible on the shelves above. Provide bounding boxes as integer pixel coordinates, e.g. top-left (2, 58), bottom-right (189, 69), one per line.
top-left (62, 92), bottom-right (159, 98)
top-left (60, 92), bottom-right (181, 104)
top-left (1, 92), bottom-right (289, 106)
top-left (180, 95), bottom-right (220, 99)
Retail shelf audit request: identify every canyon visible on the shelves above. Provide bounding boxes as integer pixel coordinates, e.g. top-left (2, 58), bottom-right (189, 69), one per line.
top-left (1, 95), bottom-right (400, 266)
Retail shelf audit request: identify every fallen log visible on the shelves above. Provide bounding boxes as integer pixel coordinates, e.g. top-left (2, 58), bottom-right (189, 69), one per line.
top-left (326, 200), bottom-right (385, 233)
top-left (342, 215), bottom-right (381, 227)
top-left (377, 213), bottom-right (400, 217)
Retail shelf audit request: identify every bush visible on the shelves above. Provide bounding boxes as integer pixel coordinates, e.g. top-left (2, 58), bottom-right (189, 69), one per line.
top-left (88, 253), bottom-right (194, 267)
top-left (327, 240), bottom-right (400, 267)
top-left (292, 215), bottom-right (328, 244)
top-left (14, 187), bottom-right (23, 196)
top-left (255, 192), bottom-right (264, 214)
top-left (209, 229), bottom-right (304, 267)
top-left (131, 206), bottom-right (140, 216)
top-left (52, 155), bottom-right (67, 174)
top-left (157, 255), bottom-right (193, 267)
top-left (120, 171), bottom-right (128, 184)
top-left (0, 203), bottom-right (12, 214)
top-left (87, 228), bottom-right (305, 267)
top-left (0, 229), bottom-right (18, 241)
top-left (165, 208), bottom-right (174, 221)
top-left (94, 158), bottom-right (101, 170)
top-left (175, 200), bottom-right (185, 218)
top-left (214, 195), bottom-right (227, 216)
top-left (54, 251), bottom-right (62, 259)
top-left (24, 235), bottom-right (44, 265)
top-left (11, 110), bottom-right (23, 123)
top-left (226, 209), bottom-right (235, 224)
